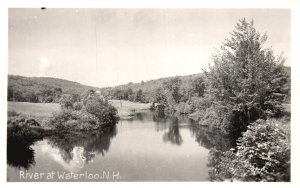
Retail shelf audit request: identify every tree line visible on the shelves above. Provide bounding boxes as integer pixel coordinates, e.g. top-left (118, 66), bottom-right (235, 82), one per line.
top-left (8, 75), bottom-right (97, 103)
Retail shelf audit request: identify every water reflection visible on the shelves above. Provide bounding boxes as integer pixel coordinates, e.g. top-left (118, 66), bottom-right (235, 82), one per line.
top-left (7, 124), bottom-right (117, 172)
top-left (8, 111), bottom-right (237, 181)
top-left (189, 125), bottom-right (237, 151)
top-left (152, 113), bottom-right (168, 124)
top-left (44, 125), bottom-right (117, 171)
top-left (162, 117), bottom-right (183, 145)
top-left (49, 125), bottom-right (116, 160)
top-left (135, 113), bottom-right (144, 121)
top-left (7, 125), bottom-right (44, 170)
top-left (7, 137), bottom-right (36, 170)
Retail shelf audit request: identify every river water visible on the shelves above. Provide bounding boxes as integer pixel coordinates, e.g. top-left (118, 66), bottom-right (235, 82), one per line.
top-left (7, 111), bottom-right (234, 181)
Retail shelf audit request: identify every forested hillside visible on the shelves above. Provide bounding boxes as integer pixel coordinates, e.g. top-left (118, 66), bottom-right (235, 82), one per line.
top-left (8, 65), bottom-right (290, 108)
top-left (8, 75), bottom-right (98, 103)
top-left (100, 73), bottom-right (205, 103)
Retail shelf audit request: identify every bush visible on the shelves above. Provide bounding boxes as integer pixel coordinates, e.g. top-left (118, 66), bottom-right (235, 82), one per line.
top-left (208, 118), bottom-right (290, 182)
top-left (48, 110), bottom-right (101, 131)
top-left (49, 90), bottom-right (118, 131)
top-left (188, 95), bottom-right (215, 121)
top-left (8, 110), bottom-right (20, 117)
top-left (73, 101), bottom-right (83, 111)
top-left (198, 103), bottom-right (234, 134)
top-left (176, 102), bottom-right (192, 114)
top-left (83, 90), bottom-right (118, 125)
top-left (189, 95), bottom-right (213, 112)
top-left (59, 94), bottom-right (81, 109)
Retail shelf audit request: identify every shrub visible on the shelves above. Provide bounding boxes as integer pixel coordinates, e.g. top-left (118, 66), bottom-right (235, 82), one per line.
top-left (176, 102), bottom-right (192, 114)
top-left (59, 94), bottom-right (81, 109)
top-left (7, 116), bottom-right (44, 145)
top-left (188, 95), bottom-right (215, 121)
top-left (8, 110), bottom-right (20, 117)
top-left (48, 110), bottom-right (100, 131)
top-left (49, 90), bottom-right (118, 131)
top-left (199, 103), bottom-right (233, 133)
top-left (73, 101), bottom-right (83, 111)
top-left (189, 95), bottom-right (213, 112)
top-left (208, 118), bottom-right (290, 182)
top-left (83, 90), bottom-right (118, 125)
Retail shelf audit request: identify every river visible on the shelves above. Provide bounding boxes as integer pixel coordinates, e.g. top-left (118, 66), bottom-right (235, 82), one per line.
top-left (7, 111), bottom-right (234, 181)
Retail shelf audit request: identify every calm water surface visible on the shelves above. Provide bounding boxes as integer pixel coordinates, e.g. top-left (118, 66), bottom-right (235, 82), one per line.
top-left (7, 111), bottom-right (233, 181)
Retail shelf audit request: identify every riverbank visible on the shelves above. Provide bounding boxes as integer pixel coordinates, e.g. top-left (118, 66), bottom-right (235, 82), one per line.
top-left (108, 100), bottom-right (151, 120)
top-left (8, 100), bottom-right (151, 124)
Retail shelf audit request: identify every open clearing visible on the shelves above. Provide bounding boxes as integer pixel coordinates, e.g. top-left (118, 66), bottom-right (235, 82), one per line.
top-left (8, 100), bottom-right (151, 122)
top-left (8, 102), bottom-right (60, 118)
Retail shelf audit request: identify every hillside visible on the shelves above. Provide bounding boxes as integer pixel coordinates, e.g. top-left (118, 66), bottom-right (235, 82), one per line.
top-left (8, 75), bottom-right (98, 103)
top-left (100, 73), bottom-right (205, 102)
top-left (8, 65), bottom-right (290, 104)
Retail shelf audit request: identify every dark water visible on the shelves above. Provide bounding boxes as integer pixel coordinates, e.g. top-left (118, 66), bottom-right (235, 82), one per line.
top-left (7, 111), bottom-right (234, 181)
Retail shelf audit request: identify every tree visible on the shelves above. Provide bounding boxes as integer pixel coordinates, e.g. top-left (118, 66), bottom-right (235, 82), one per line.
top-left (113, 89), bottom-right (123, 100)
top-left (152, 87), bottom-right (168, 115)
top-left (154, 87), bottom-right (168, 106)
top-left (192, 76), bottom-right (206, 97)
top-left (83, 90), bottom-right (118, 125)
top-left (204, 19), bottom-right (288, 131)
top-left (49, 89), bottom-right (119, 131)
top-left (135, 89), bottom-right (145, 103)
top-left (164, 77), bottom-right (182, 104)
top-left (59, 94), bottom-right (80, 109)
top-left (126, 88), bottom-right (135, 101)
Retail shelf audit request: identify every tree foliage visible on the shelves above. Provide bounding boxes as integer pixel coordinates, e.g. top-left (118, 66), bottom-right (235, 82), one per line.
top-left (208, 118), bottom-right (290, 182)
top-left (48, 90), bottom-right (118, 131)
top-left (204, 19), bottom-right (288, 131)
top-left (8, 75), bottom-right (96, 103)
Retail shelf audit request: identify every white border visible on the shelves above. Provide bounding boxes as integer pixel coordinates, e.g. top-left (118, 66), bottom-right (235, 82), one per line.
top-left (1, 1), bottom-right (300, 188)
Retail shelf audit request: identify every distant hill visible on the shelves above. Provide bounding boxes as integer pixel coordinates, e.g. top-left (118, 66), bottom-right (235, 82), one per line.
top-left (100, 73), bottom-right (205, 102)
top-left (7, 73), bottom-right (204, 103)
top-left (8, 75), bottom-right (98, 103)
top-left (8, 65), bottom-right (290, 104)
top-left (100, 66), bottom-right (291, 103)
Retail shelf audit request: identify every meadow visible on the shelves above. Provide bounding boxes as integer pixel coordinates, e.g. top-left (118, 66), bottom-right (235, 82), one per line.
top-left (8, 100), bottom-right (151, 123)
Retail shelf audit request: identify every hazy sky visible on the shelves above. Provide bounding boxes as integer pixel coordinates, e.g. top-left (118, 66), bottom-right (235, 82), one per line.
top-left (8, 9), bottom-right (290, 87)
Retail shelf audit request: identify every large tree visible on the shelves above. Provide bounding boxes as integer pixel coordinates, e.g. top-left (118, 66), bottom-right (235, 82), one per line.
top-left (205, 19), bottom-right (288, 130)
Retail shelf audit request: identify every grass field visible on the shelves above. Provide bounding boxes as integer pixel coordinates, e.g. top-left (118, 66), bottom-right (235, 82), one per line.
top-left (8, 102), bottom-right (60, 117)
top-left (8, 102), bottom-right (61, 124)
top-left (8, 100), bottom-right (151, 123)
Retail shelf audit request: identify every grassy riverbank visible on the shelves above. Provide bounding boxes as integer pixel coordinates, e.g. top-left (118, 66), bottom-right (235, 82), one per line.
top-left (108, 100), bottom-right (151, 119)
top-left (8, 102), bottom-right (60, 124)
top-left (8, 100), bottom-right (151, 125)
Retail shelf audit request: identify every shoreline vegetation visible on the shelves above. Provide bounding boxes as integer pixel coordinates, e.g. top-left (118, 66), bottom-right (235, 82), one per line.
top-left (7, 19), bottom-right (290, 182)
top-left (7, 99), bottom-right (151, 138)
top-left (8, 100), bottom-right (151, 124)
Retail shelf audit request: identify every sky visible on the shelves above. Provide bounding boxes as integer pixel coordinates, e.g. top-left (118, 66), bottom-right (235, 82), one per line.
top-left (8, 9), bottom-right (291, 88)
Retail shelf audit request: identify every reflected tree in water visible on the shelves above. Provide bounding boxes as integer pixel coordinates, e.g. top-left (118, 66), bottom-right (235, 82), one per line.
top-left (7, 124), bottom-right (44, 169)
top-left (46, 124), bottom-right (117, 163)
top-left (7, 137), bottom-right (36, 170)
top-left (7, 122), bottom-right (117, 171)
top-left (135, 113), bottom-right (144, 121)
top-left (189, 125), bottom-right (238, 151)
top-left (152, 111), bottom-right (168, 132)
top-left (152, 112), bottom-right (167, 123)
top-left (162, 117), bottom-right (183, 145)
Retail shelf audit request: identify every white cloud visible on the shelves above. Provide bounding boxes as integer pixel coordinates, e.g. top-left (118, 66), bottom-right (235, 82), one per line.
top-left (37, 56), bottom-right (53, 77)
